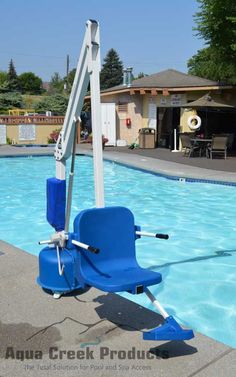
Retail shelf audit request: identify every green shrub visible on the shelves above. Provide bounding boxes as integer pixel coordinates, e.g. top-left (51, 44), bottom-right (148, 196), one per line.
top-left (0, 92), bottom-right (23, 112)
top-left (35, 94), bottom-right (68, 115)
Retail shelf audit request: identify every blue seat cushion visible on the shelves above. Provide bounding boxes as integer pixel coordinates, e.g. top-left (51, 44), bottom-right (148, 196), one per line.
top-left (82, 264), bottom-right (162, 293)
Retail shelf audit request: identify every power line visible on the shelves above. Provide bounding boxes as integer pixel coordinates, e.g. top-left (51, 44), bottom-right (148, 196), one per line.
top-left (0, 51), bottom-right (65, 59)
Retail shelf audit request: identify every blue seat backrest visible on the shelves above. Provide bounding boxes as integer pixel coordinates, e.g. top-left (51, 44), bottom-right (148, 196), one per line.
top-left (73, 206), bottom-right (139, 277)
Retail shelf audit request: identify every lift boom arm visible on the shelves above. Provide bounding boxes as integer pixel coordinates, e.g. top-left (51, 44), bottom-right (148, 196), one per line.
top-left (54, 20), bottom-right (104, 208)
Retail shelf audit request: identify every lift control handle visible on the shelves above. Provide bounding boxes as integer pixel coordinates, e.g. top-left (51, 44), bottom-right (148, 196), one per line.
top-left (136, 231), bottom-right (169, 240)
top-left (72, 239), bottom-right (100, 254)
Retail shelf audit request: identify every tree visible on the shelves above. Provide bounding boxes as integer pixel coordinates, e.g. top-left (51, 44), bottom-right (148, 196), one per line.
top-left (49, 72), bottom-right (64, 94)
top-left (188, 0), bottom-right (236, 83)
top-left (0, 71), bottom-right (8, 92)
top-left (35, 94), bottom-right (68, 115)
top-left (63, 67), bottom-right (90, 94)
top-left (188, 47), bottom-right (236, 83)
top-left (100, 49), bottom-right (123, 89)
top-left (62, 68), bottom-right (76, 93)
top-left (7, 59), bottom-right (20, 91)
top-left (18, 72), bottom-right (43, 94)
top-left (133, 72), bottom-right (148, 80)
top-left (0, 92), bottom-right (23, 113)
top-left (228, 16), bottom-right (236, 51)
top-left (137, 72), bottom-right (145, 79)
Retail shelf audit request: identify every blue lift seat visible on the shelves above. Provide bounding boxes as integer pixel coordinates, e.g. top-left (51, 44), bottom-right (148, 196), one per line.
top-left (73, 206), bottom-right (162, 293)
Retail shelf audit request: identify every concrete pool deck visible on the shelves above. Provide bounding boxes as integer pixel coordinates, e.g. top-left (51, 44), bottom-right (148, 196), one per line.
top-left (97, 147), bottom-right (236, 184)
top-left (1, 144), bottom-right (236, 376)
top-left (0, 240), bottom-right (236, 377)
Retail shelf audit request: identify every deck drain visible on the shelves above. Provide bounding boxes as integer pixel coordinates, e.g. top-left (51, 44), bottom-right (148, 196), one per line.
top-left (0, 251), bottom-right (5, 256)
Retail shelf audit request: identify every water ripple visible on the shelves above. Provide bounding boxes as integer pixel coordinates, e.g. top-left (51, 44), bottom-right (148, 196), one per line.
top-left (0, 156), bottom-right (236, 347)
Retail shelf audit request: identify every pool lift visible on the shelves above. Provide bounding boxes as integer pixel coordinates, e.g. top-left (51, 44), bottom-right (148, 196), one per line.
top-left (37, 20), bottom-right (194, 342)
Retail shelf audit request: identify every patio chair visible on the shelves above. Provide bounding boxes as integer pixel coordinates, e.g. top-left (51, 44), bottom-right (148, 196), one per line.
top-left (213, 133), bottom-right (234, 150)
top-left (207, 136), bottom-right (228, 159)
top-left (180, 134), bottom-right (200, 157)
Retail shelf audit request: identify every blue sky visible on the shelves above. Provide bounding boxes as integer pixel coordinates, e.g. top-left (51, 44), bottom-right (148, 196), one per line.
top-left (0, 0), bottom-right (204, 81)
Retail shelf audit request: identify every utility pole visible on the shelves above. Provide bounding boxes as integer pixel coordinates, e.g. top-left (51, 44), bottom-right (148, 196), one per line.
top-left (64, 54), bottom-right (70, 92)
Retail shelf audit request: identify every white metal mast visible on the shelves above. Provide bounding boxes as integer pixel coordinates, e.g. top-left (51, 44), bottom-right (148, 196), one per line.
top-left (54, 20), bottom-right (104, 208)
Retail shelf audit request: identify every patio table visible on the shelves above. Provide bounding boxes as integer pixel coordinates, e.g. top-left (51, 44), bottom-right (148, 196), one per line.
top-left (191, 138), bottom-right (212, 157)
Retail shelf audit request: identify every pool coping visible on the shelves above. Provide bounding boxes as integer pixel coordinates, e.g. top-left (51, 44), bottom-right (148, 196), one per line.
top-left (79, 146), bottom-right (236, 186)
top-left (105, 157), bottom-right (236, 186)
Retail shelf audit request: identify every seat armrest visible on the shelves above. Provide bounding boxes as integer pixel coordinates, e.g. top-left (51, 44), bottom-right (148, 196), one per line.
top-left (135, 225), bottom-right (141, 239)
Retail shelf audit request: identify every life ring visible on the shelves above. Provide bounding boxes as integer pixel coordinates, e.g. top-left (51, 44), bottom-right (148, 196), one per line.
top-left (188, 115), bottom-right (201, 130)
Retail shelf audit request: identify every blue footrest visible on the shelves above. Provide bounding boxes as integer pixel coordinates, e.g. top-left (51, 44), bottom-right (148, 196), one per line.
top-left (143, 316), bottom-right (194, 341)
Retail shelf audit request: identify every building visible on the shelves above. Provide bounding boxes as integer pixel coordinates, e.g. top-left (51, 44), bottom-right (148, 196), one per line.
top-left (99, 69), bottom-right (236, 149)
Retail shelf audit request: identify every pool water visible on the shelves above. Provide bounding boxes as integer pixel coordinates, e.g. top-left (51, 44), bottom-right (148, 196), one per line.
top-left (0, 155), bottom-right (236, 348)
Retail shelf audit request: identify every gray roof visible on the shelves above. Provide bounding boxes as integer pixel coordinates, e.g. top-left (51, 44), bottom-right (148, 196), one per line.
top-left (101, 69), bottom-right (220, 93)
top-left (131, 69), bottom-right (219, 88)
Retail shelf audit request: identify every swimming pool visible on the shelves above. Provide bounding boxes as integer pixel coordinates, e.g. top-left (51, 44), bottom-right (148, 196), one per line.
top-left (0, 155), bottom-right (236, 348)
